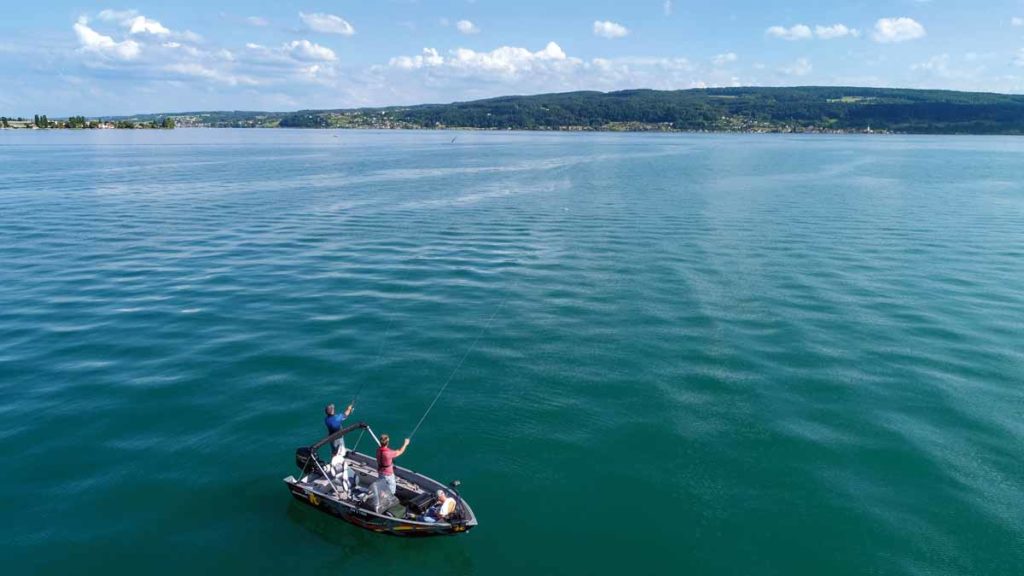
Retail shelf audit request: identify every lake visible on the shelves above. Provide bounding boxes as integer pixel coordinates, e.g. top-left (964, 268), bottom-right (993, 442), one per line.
top-left (1, 129), bottom-right (1022, 575)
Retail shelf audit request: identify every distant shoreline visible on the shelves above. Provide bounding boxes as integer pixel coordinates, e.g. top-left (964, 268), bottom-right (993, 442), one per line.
top-left (1, 125), bottom-right (891, 134)
top-left (7, 84), bottom-right (1024, 136)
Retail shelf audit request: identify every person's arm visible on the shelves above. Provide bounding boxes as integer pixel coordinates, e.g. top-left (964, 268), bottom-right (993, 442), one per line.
top-left (392, 438), bottom-right (411, 457)
top-left (344, 404), bottom-right (353, 417)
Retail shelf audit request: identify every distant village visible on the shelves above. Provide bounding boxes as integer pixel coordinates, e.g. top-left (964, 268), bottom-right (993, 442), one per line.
top-left (0, 115), bottom-right (175, 129)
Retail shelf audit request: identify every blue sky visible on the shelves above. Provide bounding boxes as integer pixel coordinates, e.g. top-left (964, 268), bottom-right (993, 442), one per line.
top-left (3, 1), bottom-right (1024, 115)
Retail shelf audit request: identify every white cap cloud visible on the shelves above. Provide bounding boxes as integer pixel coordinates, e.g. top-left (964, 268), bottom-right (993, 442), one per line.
top-left (873, 18), bottom-right (926, 43)
top-left (456, 20), bottom-right (479, 35)
top-left (593, 20), bottom-right (629, 39)
top-left (299, 12), bottom-right (355, 36)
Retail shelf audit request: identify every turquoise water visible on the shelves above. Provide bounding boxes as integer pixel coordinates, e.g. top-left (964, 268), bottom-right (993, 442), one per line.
top-left (1, 130), bottom-right (1022, 575)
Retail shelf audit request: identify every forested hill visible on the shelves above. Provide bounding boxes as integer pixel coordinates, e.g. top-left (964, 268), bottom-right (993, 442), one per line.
top-left (131, 87), bottom-right (1024, 134)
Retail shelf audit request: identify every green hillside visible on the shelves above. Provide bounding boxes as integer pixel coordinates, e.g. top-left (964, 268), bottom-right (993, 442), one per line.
top-left (125, 87), bottom-right (1024, 134)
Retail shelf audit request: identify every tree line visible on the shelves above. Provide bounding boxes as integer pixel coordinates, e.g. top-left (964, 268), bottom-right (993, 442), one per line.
top-left (8, 115), bottom-right (178, 129)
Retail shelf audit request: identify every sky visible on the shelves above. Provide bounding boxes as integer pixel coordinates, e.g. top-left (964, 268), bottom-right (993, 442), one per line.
top-left (3, 1), bottom-right (1024, 115)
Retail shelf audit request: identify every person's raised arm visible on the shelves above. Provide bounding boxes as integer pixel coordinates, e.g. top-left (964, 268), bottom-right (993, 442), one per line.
top-left (393, 438), bottom-right (411, 457)
top-left (344, 404), bottom-right (353, 417)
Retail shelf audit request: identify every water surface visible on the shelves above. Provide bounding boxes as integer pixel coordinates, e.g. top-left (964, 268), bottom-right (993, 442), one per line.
top-left (1, 129), bottom-right (1022, 575)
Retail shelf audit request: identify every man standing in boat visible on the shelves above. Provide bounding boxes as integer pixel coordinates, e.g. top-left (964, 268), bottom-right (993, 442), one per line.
top-left (376, 434), bottom-right (410, 495)
top-left (324, 403), bottom-right (354, 454)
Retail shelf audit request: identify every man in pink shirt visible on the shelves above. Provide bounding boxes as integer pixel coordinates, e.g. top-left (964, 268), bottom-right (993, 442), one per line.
top-left (376, 434), bottom-right (410, 495)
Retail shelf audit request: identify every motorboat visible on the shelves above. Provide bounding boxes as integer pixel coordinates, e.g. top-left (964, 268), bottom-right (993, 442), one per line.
top-left (283, 422), bottom-right (478, 537)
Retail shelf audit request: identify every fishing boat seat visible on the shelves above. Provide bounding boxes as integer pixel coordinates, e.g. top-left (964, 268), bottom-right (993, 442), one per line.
top-left (385, 504), bottom-right (407, 519)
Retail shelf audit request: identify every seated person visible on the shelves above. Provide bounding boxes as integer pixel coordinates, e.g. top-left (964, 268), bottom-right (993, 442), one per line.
top-left (422, 490), bottom-right (457, 523)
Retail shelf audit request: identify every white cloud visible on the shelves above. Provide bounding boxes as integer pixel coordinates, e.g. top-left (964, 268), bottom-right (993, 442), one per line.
top-left (246, 16), bottom-right (269, 27)
top-left (240, 40), bottom-right (341, 84)
top-left (712, 52), bottom-right (738, 66)
top-left (1012, 17), bottom-right (1024, 27)
top-left (383, 41), bottom-right (748, 101)
top-left (450, 42), bottom-right (569, 74)
top-left (873, 18), bottom-right (926, 43)
top-left (283, 40), bottom-right (337, 62)
top-left (66, 12), bottom-right (344, 94)
top-left (815, 24), bottom-right (860, 39)
top-left (389, 41), bottom-right (574, 76)
top-left (73, 17), bottom-right (141, 60)
top-left (127, 16), bottom-right (170, 36)
top-left (593, 20), bottom-right (629, 39)
top-left (766, 24), bottom-right (812, 41)
top-left (97, 10), bottom-right (170, 36)
top-left (456, 20), bottom-right (479, 35)
top-left (299, 12), bottom-right (355, 36)
top-left (389, 48), bottom-right (445, 70)
top-left (781, 57), bottom-right (812, 76)
top-left (767, 24), bottom-right (859, 41)
top-left (664, 1), bottom-right (673, 16)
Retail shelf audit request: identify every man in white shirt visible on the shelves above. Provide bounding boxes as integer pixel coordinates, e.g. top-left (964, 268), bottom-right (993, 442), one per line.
top-left (424, 489), bottom-right (456, 522)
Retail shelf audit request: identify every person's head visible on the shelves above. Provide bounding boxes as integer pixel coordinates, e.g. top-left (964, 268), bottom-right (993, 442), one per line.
top-left (380, 434), bottom-right (390, 447)
top-left (325, 404), bottom-right (335, 416)
top-left (436, 489), bottom-right (447, 501)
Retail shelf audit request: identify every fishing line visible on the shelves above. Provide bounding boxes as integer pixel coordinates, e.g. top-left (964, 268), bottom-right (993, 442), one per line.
top-left (349, 311), bottom-right (396, 408)
top-left (408, 286), bottom-right (515, 441)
